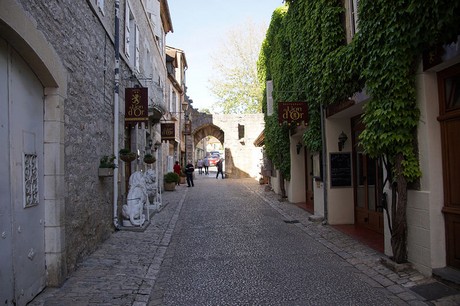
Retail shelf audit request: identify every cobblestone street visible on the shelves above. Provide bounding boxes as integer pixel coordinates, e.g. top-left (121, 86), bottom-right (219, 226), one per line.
top-left (30, 173), bottom-right (460, 305)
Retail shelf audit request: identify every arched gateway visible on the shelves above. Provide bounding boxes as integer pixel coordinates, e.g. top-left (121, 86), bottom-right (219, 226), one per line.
top-left (189, 109), bottom-right (264, 179)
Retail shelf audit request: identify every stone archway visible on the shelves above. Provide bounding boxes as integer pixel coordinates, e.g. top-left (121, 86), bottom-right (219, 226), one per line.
top-left (189, 109), bottom-right (264, 179)
top-left (193, 123), bottom-right (224, 147)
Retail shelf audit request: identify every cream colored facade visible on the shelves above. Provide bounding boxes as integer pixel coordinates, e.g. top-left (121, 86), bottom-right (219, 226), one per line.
top-left (268, 2), bottom-right (460, 277)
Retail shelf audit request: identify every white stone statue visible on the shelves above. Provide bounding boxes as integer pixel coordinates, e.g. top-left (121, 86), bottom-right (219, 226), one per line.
top-left (122, 171), bottom-right (147, 227)
top-left (145, 169), bottom-right (162, 212)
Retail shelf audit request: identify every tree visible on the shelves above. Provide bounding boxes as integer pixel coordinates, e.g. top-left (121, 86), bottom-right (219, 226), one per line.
top-left (209, 19), bottom-right (267, 114)
top-left (198, 108), bottom-right (211, 114)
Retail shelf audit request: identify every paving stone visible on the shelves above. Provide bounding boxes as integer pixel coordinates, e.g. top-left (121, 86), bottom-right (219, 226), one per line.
top-left (28, 178), bottom-right (445, 305)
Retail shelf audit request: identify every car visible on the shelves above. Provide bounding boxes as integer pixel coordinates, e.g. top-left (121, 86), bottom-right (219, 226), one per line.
top-left (208, 153), bottom-right (220, 167)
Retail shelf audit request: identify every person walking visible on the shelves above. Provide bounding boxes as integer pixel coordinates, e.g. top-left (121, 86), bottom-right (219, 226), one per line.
top-left (173, 161), bottom-right (181, 185)
top-left (216, 158), bottom-right (224, 179)
top-left (203, 156), bottom-right (209, 175)
top-left (185, 160), bottom-right (195, 187)
top-left (197, 159), bottom-right (203, 175)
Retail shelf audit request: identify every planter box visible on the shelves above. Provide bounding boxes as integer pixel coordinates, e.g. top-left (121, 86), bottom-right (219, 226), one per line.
top-left (98, 168), bottom-right (114, 177)
top-left (164, 182), bottom-right (176, 191)
top-left (179, 176), bottom-right (186, 184)
top-left (120, 153), bottom-right (137, 162)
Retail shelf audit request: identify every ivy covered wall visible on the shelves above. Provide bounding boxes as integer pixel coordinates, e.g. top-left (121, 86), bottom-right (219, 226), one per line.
top-left (258, 0), bottom-right (460, 181)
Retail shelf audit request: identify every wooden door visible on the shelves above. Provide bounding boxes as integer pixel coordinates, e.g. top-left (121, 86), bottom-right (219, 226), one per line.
top-left (352, 117), bottom-right (384, 233)
top-left (438, 63), bottom-right (460, 269)
top-left (0, 38), bottom-right (46, 305)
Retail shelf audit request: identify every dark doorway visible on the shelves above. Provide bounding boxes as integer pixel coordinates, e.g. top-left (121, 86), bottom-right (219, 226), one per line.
top-left (438, 63), bottom-right (460, 270)
top-left (352, 116), bottom-right (384, 234)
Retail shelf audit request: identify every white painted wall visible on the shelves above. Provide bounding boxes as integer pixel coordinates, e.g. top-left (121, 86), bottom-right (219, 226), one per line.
top-left (405, 68), bottom-right (445, 275)
top-left (288, 133), bottom-right (306, 203)
top-left (325, 118), bottom-right (354, 224)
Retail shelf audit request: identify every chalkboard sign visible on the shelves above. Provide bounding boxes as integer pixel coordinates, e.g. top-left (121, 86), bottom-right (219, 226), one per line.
top-left (330, 153), bottom-right (352, 187)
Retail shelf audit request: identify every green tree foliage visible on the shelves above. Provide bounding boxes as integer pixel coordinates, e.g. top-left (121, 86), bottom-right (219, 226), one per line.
top-left (209, 19), bottom-right (267, 114)
top-left (259, 0), bottom-right (460, 263)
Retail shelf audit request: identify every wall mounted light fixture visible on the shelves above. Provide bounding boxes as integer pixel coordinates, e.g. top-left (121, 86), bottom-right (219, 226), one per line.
top-left (338, 131), bottom-right (348, 151)
top-left (154, 141), bottom-right (161, 151)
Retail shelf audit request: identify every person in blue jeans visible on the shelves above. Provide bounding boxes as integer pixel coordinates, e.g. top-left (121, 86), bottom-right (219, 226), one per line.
top-left (203, 156), bottom-right (209, 175)
top-left (185, 160), bottom-right (195, 187)
top-left (216, 158), bottom-right (224, 179)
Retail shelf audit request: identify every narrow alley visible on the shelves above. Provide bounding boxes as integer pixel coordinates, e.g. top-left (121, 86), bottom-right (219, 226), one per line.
top-left (29, 173), bottom-right (460, 305)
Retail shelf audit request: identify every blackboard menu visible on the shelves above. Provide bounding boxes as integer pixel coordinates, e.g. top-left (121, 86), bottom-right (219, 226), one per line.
top-left (330, 153), bottom-right (352, 187)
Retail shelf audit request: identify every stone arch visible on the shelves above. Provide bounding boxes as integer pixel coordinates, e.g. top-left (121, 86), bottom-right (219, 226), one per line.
top-left (193, 123), bottom-right (224, 147)
top-left (1, 0), bottom-right (67, 286)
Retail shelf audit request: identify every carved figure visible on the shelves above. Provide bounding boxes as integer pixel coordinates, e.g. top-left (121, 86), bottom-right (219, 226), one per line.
top-left (122, 171), bottom-right (147, 226)
top-left (144, 169), bottom-right (156, 196)
top-left (145, 169), bottom-right (161, 211)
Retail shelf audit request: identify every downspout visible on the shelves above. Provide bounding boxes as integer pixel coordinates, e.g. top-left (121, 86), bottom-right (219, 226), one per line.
top-left (320, 104), bottom-right (328, 224)
top-left (113, 0), bottom-right (120, 229)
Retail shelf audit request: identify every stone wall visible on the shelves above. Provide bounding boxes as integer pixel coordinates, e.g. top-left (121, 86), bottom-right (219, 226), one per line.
top-left (17, 0), bottom-right (117, 272)
top-left (191, 113), bottom-right (264, 179)
top-left (15, 0), bottom-right (165, 274)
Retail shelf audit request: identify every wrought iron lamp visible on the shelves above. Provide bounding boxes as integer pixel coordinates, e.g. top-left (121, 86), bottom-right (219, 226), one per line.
top-left (338, 131), bottom-right (348, 151)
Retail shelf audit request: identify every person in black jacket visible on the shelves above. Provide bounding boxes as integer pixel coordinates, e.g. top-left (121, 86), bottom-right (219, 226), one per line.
top-left (216, 158), bottom-right (224, 179)
top-left (185, 160), bottom-right (195, 187)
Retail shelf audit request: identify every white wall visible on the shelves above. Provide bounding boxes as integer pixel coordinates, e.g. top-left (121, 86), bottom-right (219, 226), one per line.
top-left (288, 133), bottom-right (306, 203)
top-left (405, 68), bottom-right (445, 275)
top-left (325, 118), bottom-right (354, 224)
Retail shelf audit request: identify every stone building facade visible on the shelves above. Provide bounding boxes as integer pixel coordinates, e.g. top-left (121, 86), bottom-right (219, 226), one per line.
top-left (0, 0), bottom-right (172, 304)
top-left (190, 111), bottom-right (265, 179)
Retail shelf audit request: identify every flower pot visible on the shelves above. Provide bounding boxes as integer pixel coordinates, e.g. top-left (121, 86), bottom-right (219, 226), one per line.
top-left (120, 153), bottom-right (137, 162)
top-left (179, 176), bottom-right (186, 184)
top-left (144, 157), bottom-right (156, 164)
top-left (164, 182), bottom-right (176, 191)
top-left (98, 168), bottom-right (114, 177)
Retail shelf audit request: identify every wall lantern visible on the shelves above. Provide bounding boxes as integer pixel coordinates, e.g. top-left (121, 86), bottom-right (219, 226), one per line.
top-left (154, 141), bottom-right (161, 151)
top-left (338, 131), bottom-right (348, 151)
top-left (296, 141), bottom-right (303, 155)
top-left (145, 136), bottom-right (153, 153)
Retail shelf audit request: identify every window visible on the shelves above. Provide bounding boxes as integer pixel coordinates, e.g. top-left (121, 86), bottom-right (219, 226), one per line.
top-left (445, 75), bottom-right (460, 111)
top-left (266, 80), bottom-right (273, 116)
top-left (124, 2), bottom-right (132, 58)
top-left (125, 2), bottom-right (140, 71)
top-left (135, 25), bottom-right (140, 72)
top-left (349, 0), bottom-right (359, 37)
top-left (238, 124), bottom-right (245, 140)
top-left (96, 0), bottom-right (105, 15)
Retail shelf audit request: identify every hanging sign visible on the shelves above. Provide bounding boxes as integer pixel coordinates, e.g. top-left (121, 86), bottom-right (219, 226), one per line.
top-left (125, 87), bottom-right (148, 124)
top-left (278, 102), bottom-right (308, 126)
top-left (161, 123), bottom-right (175, 140)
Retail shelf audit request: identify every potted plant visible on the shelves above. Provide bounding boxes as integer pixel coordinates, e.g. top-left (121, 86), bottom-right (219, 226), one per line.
top-left (98, 155), bottom-right (116, 177)
top-left (179, 170), bottom-right (186, 184)
top-left (143, 153), bottom-right (156, 164)
top-left (164, 172), bottom-right (179, 191)
top-left (119, 148), bottom-right (137, 162)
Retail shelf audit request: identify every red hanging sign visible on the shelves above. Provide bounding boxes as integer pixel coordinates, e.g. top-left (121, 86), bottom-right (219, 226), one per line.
top-left (125, 87), bottom-right (148, 124)
top-left (161, 123), bottom-right (175, 140)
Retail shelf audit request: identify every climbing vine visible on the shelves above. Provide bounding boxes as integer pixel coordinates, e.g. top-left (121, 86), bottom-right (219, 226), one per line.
top-left (259, 0), bottom-right (460, 262)
top-left (259, 0), bottom-right (460, 185)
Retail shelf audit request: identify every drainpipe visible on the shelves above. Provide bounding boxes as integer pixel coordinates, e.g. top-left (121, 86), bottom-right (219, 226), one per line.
top-left (320, 104), bottom-right (328, 225)
top-left (113, 0), bottom-right (120, 229)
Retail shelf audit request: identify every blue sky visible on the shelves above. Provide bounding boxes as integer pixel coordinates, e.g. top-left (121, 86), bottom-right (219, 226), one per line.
top-left (166, 0), bottom-right (284, 111)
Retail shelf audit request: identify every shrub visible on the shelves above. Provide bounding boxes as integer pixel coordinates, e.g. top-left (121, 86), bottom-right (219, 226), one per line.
top-left (164, 172), bottom-right (179, 183)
